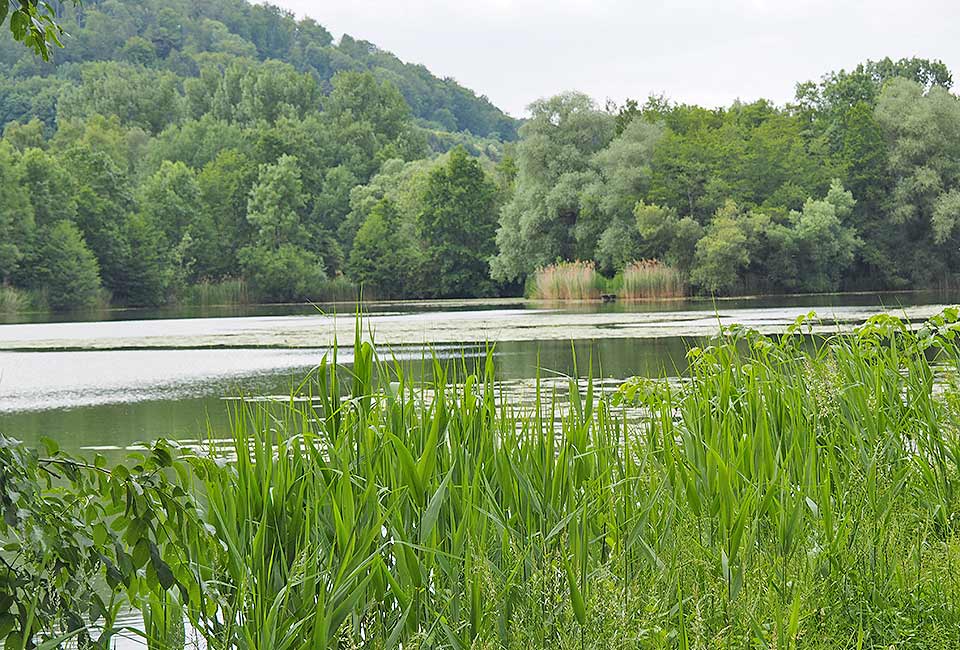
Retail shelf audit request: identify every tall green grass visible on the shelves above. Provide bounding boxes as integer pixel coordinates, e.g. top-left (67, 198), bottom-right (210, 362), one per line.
top-left (314, 275), bottom-right (360, 303)
top-left (532, 260), bottom-right (601, 300)
top-left (0, 285), bottom-right (30, 315)
top-left (178, 278), bottom-right (250, 307)
top-left (177, 276), bottom-right (359, 307)
top-left (159, 308), bottom-right (960, 648)
top-left (621, 259), bottom-right (686, 299)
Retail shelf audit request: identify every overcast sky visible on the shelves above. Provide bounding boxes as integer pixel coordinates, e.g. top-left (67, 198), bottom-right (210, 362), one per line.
top-left (272, 0), bottom-right (960, 118)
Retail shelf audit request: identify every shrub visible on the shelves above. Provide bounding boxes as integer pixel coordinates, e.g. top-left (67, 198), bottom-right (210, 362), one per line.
top-left (238, 243), bottom-right (326, 303)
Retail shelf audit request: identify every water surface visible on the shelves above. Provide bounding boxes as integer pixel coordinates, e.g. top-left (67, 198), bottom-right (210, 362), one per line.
top-left (1, 291), bottom-right (955, 452)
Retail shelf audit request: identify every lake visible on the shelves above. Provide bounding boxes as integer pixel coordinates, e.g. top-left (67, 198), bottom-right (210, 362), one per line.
top-left (1, 290), bottom-right (955, 454)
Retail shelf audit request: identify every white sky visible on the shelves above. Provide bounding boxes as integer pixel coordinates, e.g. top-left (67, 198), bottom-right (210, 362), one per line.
top-left (272, 0), bottom-right (960, 117)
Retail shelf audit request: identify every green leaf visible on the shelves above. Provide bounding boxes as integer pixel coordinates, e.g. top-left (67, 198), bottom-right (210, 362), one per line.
top-left (149, 543), bottom-right (176, 591)
top-left (563, 554), bottom-right (586, 626)
top-left (419, 468), bottom-right (451, 545)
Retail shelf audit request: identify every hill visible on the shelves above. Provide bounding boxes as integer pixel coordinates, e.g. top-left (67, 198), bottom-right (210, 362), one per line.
top-left (0, 0), bottom-right (518, 139)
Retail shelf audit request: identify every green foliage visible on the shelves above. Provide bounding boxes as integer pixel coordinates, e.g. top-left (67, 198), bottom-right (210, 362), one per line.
top-left (499, 57), bottom-right (960, 296)
top-left (2, 4), bottom-right (959, 307)
top-left (873, 78), bottom-right (960, 285)
top-left (417, 147), bottom-right (499, 297)
top-left (0, 0), bottom-right (521, 312)
top-left (0, 141), bottom-right (33, 283)
top-left (246, 154), bottom-right (307, 247)
top-left (0, 0), bottom-right (80, 60)
top-left (32, 220), bottom-right (102, 310)
top-left (348, 198), bottom-right (420, 298)
top-left (8, 308), bottom-right (960, 646)
top-left (58, 62), bottom-right (185, 134)
top-left (0, 437), bottom-right (207, 649)
top-left (789, 180), bottom-right (860, 292)
top-left (691, 201), bottom-right (750, 293)
top-left (123, 213), bottom-right (172, 307)
top-left (139, 160), bottom-right (201, 247)
top-left (238, 243), bottom-right (326, 303)
top-left (491, 92), bottom-right (617, 281)
top-left (328, 71), bottom-right (411, 144)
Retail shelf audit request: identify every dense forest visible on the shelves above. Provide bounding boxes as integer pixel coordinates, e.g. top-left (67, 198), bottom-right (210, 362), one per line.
top-left (0, 0), bottom-right (958, 309)
top-left (494, 58), bottom-right (960, 296)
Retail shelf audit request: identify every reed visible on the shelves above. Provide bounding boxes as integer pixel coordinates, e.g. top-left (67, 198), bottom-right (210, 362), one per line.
top-left (11, 309), bottom-right (960, 648)
top-left (178, 278), bottom-right (250, 307)
top-left (621, 258), bottom-right (686, 299)
top-left (165, 308), bottom-right (960, 648)
top-left (314, 275), bottom-right (360, 302)
top-left (531, 260), bottom-right (601, 300)
top-left (0, 285), bottom-right (30, 314)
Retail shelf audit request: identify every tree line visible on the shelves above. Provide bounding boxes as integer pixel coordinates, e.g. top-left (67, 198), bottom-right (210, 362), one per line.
top-left (0, 0), bottom-right (958, 308)
top-left (494, 57), bottom-right (960, 295)
top-left (0, 0), bottom-right (515, 310)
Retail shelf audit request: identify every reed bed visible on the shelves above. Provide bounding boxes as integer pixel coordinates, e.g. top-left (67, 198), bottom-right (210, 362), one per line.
top-left (621, 259), bottom-right (686, 300)
top-left (0, 285), bottom-right (30, 314)
top-left (532, 260), bottom-right (601, 300)
top-left (134, 309), bottom-right (960, 649)
top-left (178, 278), bottom-right (250, 307)
top-left (12, 310), bottom-right (960, 648)
top-left (314, 275), bottom-right (360, 302)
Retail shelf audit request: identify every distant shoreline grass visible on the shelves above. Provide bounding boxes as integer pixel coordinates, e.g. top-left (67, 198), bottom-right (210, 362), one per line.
top-left (531, 260), bottom-right (601, 300)
top-left (2, 281), bottom-right (958, 320)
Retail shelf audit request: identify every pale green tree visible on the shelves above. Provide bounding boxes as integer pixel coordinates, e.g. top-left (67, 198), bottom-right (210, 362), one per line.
top-left (789, 180), bottom-right (861, 292)
top-left (491, 92), bottom-right (615, 281)
top-left (875, 78), bottom-right (960, 283)
top-left (246, 154), bottom-right (307, 248)
top-left (691, 201), bottom-right (750, 294)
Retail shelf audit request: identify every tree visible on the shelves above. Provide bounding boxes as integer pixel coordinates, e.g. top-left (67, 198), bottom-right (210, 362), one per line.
top-left (339, 157), bottom-right (433, 255)
top-left (121, 36), bottom-right (158, 66)
top-left (349, 198), bottom-right (420, 298)
top-left (417, 148), bottom-right (498, 297)
top-left (197, 148), bottom-right (258, 277)
top-left (585, 118), bottom-right (664, 271)
top-left (62, 146), bottom-right (133, 300)
top-left (139, 160), bottom-right (201, 245)
top-left (491, 92), bottom-right (616, 282)
top-left (33, 220), bottom-right (101, 310)
top-left (2, 116), bottom-right (45, 151)
top-left (0, 141), bottom-right (33, 283)
top-left (246, 154), bottom-right (307, 248)
top-left (18, 147), bottom-right (75, 227)
top-left (789, 181), bottom-right (860, 292)
top-left (238, 243), bottom-right (326, 302)
top-left (327, 71), bottom-right (411, 143)
top-left (57, 62), bottom-right (185, 134)
top-left (123, 212), bottom-right (172, 307)
top-left (874, 78), bottom-right (960, 284)
top-left (634, 201), bottom-right (702, 272)
top-left (691, 201), bottom-right (750, 294)
top-left (238, 154), bottom-right (331, 300)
